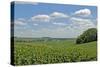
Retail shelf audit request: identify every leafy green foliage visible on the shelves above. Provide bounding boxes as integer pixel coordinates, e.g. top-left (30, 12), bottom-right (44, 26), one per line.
top-left (76, 28), bottom-right (97, 44)
top-left (13, 39), bottom-right (97, 65)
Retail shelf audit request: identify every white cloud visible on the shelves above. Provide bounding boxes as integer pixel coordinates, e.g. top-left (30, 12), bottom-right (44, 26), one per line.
top-left (53, 22), bottom-right (67, 26)
top-left (74, 9), bottom-right (91, 17)
top-left (14, 29), bottom-right (33, 38)
top-left (17, 18), bottom-right (26, 21)
top-left (33, 23), bottom-right (38, 26)
top-left (14, 20), bottom-right (26, 26)
top-left (15, 11), bottom-right (97, 38)
top-left (50, 12), bottom-right (69, 18)
top-left (15, 17), bottom-right (96, 38)
top-left (30, 12), bottom-right (69, 23)
top-left (31, 15), bottom-right (50, 22)
top-left (70, 17), bottom-right (96, 31)
top-left (31, 28), bottom-right (69, 38)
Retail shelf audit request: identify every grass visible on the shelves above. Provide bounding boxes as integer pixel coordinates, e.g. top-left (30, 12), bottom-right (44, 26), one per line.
top-left (13, 39), bottom-right (97, 65)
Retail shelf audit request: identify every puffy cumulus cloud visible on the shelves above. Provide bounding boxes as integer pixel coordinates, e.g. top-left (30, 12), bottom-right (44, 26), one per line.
top-left (17, 18), bottom-right (26, 21)
top-left (71, 17), bottom-right (95, 27)
top-left (50, 12), bottom-right (69, 18)
top-left (31, 15), bottom-right (50, 22)
top-left (74, 9), bottom-right (91, 17)
top-left (14, 20), bottom-right (27, 26)
top-left (70, 17), bottom-right (96, 32)
top-left (14, 10), bottom-right (97, 38)
top-left (15, 17), bottom-right (97, 38)
top-left (52, 22), bottom-right (67, 26)
top-left (30, 12), bottom-right (69, 23)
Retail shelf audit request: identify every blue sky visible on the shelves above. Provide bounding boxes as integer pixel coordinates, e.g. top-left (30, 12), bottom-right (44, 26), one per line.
top-left (13, 1), bottom-right (97, 38)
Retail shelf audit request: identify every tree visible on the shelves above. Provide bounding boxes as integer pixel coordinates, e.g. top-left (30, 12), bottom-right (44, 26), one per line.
top-left (76, 28), bottom-right (97, 44)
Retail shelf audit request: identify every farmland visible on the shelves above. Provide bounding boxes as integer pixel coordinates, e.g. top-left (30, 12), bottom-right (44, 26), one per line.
top-left (13, 38), bottom-right (97, 65)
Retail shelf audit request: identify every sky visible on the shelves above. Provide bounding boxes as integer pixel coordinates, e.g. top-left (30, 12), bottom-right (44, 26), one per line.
top-left (12, 1), bottom-right (97, 38)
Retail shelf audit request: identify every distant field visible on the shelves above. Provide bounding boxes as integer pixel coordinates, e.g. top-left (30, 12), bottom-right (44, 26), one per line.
top-left (13, 38), bottom-right (97, 65)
